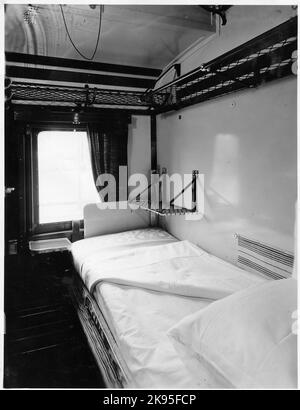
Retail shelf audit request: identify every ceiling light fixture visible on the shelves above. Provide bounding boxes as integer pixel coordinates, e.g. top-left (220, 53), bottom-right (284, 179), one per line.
top-left (73, 106), bottom-right (81, 129)
top-left (200, 5), bottom-right (232, 26)
top-left (72, 85), bottom-right (96, 129)
top-left (23, 4), bottom-right (39, 25)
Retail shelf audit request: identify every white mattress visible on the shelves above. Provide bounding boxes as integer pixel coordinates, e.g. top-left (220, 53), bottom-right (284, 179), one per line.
top-left (71, 228), bottom-right (266, 388)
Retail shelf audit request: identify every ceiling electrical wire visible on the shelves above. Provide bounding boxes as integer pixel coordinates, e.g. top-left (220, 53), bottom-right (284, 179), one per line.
top-left (60, 4), bottom-right (102, 61)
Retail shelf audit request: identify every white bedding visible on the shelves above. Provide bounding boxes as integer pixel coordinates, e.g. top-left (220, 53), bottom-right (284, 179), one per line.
top-left (95, 283), bottom-right (214, 388)
top-left (72, 228), bottom-right (176, 274)
top-left (168, 278), bottom-right (297, 389)
top-left (76, 238), bottom-right (265, 299)
top-left (71, 228), bottom-right (267, 388)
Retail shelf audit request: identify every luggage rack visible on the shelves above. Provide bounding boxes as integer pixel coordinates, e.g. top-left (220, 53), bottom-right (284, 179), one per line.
top-left (148, 16), bottom-right (297, 114)
top-left (9, 82), bottom-right (149, 109)
top-left (130, 169), bottom-right (200, 217)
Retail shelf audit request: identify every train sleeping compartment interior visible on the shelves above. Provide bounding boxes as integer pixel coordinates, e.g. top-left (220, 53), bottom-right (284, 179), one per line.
top-left (3, 4), bottom-right (298, 390)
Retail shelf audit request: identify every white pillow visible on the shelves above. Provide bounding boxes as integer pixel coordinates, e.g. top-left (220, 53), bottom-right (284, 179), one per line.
top-left (168, 278), bottom-right (297, 389)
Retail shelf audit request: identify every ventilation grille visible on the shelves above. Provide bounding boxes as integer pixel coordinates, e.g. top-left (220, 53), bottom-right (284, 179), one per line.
top-left (236, 234), bottom-right (294, 280)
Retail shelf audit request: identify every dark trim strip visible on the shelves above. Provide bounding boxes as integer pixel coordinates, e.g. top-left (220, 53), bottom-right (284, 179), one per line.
top-left (6, 66), bottom-right (156, 89)
top-left (15, 111), bottom-right (131, 125)
top-left (5, 52), bottom-right (162, 78)
top-left (13, 105), bottom-right (152, 121)
top-left (150, 114), bottom-right (157, 170)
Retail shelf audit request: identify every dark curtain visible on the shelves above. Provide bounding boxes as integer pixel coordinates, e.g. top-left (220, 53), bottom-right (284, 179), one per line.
top-left (87, 122), bottom-right (128, 202)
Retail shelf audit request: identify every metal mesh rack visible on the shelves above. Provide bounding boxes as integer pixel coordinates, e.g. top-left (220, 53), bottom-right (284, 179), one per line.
top-left (150, 17), bottom-right (297, 113)
top-left (134, 201), bottom-right (199, 217)
top-left (10, 83), bottom-right (149, 108)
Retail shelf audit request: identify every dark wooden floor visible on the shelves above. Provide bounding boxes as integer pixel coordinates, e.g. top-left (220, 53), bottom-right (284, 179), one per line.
top-left (4, 252), bottom-right (105, 388)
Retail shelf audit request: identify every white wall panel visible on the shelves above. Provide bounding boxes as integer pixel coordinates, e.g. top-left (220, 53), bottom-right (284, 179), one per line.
top-left (157, 6), bottom-right (297, 264)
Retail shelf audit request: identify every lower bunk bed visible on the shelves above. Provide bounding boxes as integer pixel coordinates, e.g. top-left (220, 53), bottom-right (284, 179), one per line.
top-left (70, 227), bottom-right (297, 389)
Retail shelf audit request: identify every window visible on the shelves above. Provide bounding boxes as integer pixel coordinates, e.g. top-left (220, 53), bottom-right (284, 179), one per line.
top-left (37, 130), bottom-right (99, 224)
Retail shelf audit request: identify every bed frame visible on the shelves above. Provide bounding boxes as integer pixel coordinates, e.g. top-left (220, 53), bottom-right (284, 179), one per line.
top-left (69, 273), bottom-right (133, 388)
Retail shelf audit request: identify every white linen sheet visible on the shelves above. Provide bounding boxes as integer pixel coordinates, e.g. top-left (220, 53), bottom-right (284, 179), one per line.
top-left (80, 239), bottom-right (266, 299)
top-left (71, 228), bottom-right (176, 274)
top-left (95, 283), bottom-right (215, 388)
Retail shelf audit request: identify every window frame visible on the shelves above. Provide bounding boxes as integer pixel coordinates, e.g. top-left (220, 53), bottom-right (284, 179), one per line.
top-left (30, 123), bottom-right (88, 235)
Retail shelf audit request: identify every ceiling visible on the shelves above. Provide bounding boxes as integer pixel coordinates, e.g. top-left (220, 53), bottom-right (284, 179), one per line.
top-left (5, 4), bottom-right (215, 69)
